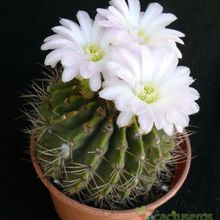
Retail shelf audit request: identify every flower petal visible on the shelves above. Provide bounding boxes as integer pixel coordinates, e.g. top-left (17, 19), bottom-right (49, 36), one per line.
top-left (150, 29), bottom-right (185, 45)
top-left (76, 11), bottom-right (93, 43)
top-left (91, 14), bottom-right (104, 43)
top-left (52, 26), bottom-right (78, 43)
top-left (59, 18), bottom-right (85, 45)
top-left (62, 66), bottom-right (78, 82)
top-left (80, 61), bottom-right (101, 79)
top-left (110, 0), bottom-right (129, 18)
top-left (138, 112), bottom-right (154, 134)
top-left (117, 111), bottom-right (133, 127)
top-left (100, 84), bottom-right (130, 100)
top-left (43, 34), bottom-right (63, 43)
top-left (115, 92), bottom-right (134, 111)
top-left (128, 0), bottom-right (140, 25)
top-left (140, 3), bottom-right (163, 27)
top-left (141, 46), bottom-right (155, 82)
top-left (106, 60), bottom-right (136, 87)
top-left (108, 6), bottom-right (127, 24)
top-left (61, 51), bottom-right (83, 66)
top-left (153, 52), bottom-right (178, 85)
top-left (41, 39), bottom-right (74, 50)
top-left (162, 121), bottom-right (174, 136)
top-left (148, 13), bottom-right (177, 31)
top-left (44, 49), bottom-right (66, 66)
top-left (89, 73), bottom-right (102, 91)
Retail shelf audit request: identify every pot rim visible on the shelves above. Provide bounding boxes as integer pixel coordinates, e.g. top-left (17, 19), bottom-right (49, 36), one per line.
top-left (30, 133), bottom-right (191, 217)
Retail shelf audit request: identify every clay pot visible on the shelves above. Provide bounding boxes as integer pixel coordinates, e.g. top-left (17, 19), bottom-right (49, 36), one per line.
top-left (30, 134), bottom-right (191, 220)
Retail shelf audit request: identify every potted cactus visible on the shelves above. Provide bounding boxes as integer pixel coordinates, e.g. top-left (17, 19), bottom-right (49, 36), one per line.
top-left (27, 1), bottom-right (200, 220)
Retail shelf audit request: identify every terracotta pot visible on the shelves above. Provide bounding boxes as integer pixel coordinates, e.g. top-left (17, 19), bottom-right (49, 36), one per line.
top-left (30, 134), bottom-right (191, 220)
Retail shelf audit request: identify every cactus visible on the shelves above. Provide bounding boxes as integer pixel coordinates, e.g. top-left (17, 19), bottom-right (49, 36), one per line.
top-left (27, 68), bottom-right (182, 210)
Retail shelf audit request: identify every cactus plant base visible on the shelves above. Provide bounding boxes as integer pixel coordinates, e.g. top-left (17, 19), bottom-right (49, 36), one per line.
top-left (68, 166), bottom-right (173, 210)
top-left (30, 133), bottom-right (191, 220)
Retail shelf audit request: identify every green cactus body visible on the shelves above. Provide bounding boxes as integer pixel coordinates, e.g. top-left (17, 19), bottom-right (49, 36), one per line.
top-left (33, 75), bottom-right (177, 210)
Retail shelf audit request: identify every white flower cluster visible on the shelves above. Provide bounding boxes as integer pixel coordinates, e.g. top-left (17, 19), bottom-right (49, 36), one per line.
top-left (41, 0), bottom-right (200, 135)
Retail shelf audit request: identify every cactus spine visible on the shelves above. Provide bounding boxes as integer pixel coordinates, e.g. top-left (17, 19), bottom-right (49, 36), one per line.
top-left (29, 68), bottom-right (180, 210)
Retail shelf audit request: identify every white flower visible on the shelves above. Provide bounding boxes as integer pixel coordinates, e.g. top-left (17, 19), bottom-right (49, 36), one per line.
top-left (100, 47), bottom-right (200, 135)
top-left (41, 11), bottom-right (112, 91)
top-left (97, 0), bottom-right (184, 58)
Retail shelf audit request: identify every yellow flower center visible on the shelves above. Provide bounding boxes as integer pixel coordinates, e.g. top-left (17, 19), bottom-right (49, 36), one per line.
top-left (138, 85), bottom-right (159, 104)
top-left (84, 44), bottom-right (104, 62)
top-left (137, 31), bottom-right (149, 44)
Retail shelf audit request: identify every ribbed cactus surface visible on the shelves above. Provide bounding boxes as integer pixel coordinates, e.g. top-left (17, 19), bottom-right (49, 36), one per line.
top-left (34, 73), bottom-right (176, 210)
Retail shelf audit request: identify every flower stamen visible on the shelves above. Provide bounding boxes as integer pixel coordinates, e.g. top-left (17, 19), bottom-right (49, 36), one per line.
top-left (84, 44), bottom-right (104, 62)
top-left (138, 85), bottom-right (159, 104)
top-left (137, 31), bottom-right (149, 44)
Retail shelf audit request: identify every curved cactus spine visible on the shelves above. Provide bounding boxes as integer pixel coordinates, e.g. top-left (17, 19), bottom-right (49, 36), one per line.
top-left (83, 127), bottom-right (128, 205)
top-left (62, 117), bottom-right (114, 194)
top-left (49, 101), bottom-right (97, 127)
top-left (119, 122), bottom-right (146, 199)
top-left (27, 68), bottom-right (183, 210)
